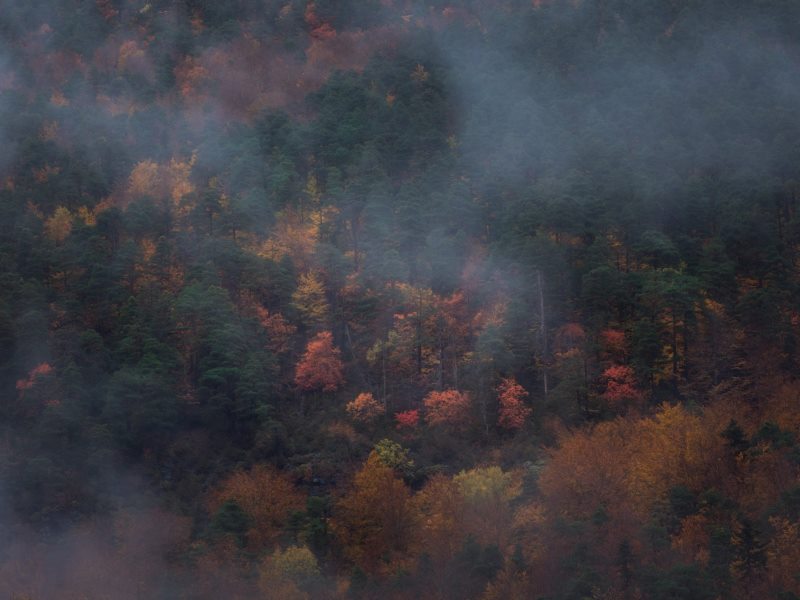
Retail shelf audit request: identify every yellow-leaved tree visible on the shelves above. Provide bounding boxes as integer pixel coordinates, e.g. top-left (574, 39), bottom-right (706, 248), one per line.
top-left (258, 545), bottom-right (322, 600)
top-left (44, 206), bottom-right (73, 243)
top-left (292, 271), bottom-right (330, 330)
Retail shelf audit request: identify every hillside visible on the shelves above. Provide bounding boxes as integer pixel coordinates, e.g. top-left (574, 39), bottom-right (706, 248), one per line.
top-left (1, 1), bottom-right (800, 598)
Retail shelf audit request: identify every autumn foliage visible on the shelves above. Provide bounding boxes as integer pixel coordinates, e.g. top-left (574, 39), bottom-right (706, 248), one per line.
top-left (208, 465), bottom-right (305, 551)
top-left (294, 331), bottom-right (345, 393)
top-left (14, 363), bottom-right (59, 414)
top-left (15, 362), bottom-right (54, 393)
top-left (3, 1), bottom-right (800, 598)
top-left (345, 392), bottom-right (385, 423)
top-left (600, 328), bottom-right (627, 358)
top-left (496, 377), bottom-right (532, 430)
top-left (395, 409), bottom-right (420, 430)
top-left (258, 545), bottom-right (321, 600)
top-left (255, 306), bottom-right (297, 354)
top-left (600, 364), bottom-right (643, 409)
top-left (332, 452), bottom-right (415, 574)
top-left (423, 389), bottom-right (471, 428)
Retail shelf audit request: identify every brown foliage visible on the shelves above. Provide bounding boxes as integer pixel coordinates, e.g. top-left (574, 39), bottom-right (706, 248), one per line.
top-left (600, 328), bottom-right (627, 359)
top-left (412, 474), bottom-right (465, 566)
top-left (454, 466), bottom-right (521, 547)
top-left (766, 517), bottom-right (800, 597)
top-left (208, 465), bottom-right (305, 551)
top-left (554, 322), bottom-right (586, 353)
top-left (332, 452), bottom-right (416, 574)
top-left (255, 306), bottom-right (297, 354)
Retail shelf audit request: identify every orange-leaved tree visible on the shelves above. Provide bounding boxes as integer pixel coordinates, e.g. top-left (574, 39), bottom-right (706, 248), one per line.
top-left (295, 331), bottom-right (344, 393)
top-left (424, 389), bottom-right (471, 428)
top-left (346, 392), bottom-right (385, 423)
top-left (496, 377), bottom-right (532, 430)
top-left (331, 451), bottom-right (416, 574)
top-left (14, 363), bottom-right (59, 418)
top-left (208, 465), bottom-right (305, 551)
top-left (412, 474), bottom-right (466, 574)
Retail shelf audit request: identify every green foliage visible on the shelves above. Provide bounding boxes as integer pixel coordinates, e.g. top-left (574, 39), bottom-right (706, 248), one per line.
top-left (455, 535), bottom-right (503, 584)
top-left (721, 420), bottom-right (749, 453)
top-left (372, 439), bottom-right (415, 477)
top-left (211, 500), bottom-right (252, 547)
top-left (296, 495), bottom-right (332, 553)
top-left (454, 466), bottom-right (519, 506)
top-left (668, 485), bottom-right (698, 520)
top-left (641, 564), bottom-right (716, 600)
top-left (1, 0), bottom-right (800, 597)
top-left (262, 544), bottom-right (322, 590)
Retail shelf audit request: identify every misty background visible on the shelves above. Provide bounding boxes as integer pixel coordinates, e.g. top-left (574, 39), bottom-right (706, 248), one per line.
top-left (0, 0), bottom-right (799, 598)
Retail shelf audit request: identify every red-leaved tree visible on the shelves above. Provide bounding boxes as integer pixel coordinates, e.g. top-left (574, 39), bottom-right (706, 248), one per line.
top-left (600, 365), bottom-right (642, 409)
top-left (600, 329), bottom-right (627, 360)
top-left (395, 409), bottom-right (420, 430)
top-left (497, 377), bottom-right (532, 430)
top-left (295, 331), bottom-right (344, 393)
top-left (424, 390), bottom-right (471, 428)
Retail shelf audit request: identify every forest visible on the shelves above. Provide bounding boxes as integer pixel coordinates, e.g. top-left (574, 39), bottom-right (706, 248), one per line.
top-left (1, 0), bottom-right (799, 598)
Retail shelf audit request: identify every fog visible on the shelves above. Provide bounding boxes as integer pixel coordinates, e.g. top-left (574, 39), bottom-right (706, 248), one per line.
top-left (0, 0), bottom-right (799, 598)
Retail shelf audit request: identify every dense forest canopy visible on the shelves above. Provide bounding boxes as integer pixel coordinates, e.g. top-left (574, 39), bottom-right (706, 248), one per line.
top-left (0, 0), bottom-right (799, 598)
